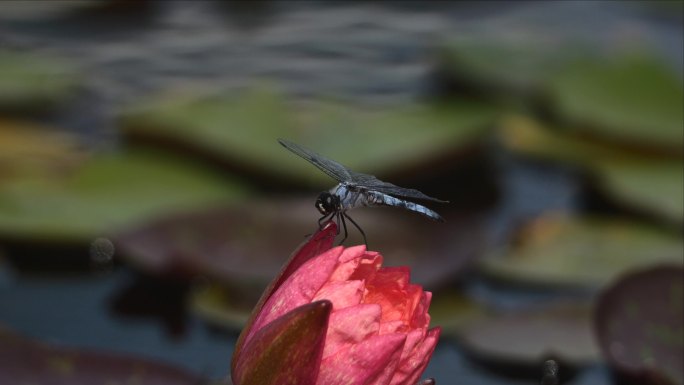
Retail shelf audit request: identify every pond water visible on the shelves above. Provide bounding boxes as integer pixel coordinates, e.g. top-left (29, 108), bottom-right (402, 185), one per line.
top-left (0, 1), bottom-right (681, 384)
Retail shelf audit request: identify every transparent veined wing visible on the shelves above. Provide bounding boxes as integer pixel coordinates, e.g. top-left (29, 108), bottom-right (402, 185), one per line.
top-left (278, 139), bottom-right (352, 182)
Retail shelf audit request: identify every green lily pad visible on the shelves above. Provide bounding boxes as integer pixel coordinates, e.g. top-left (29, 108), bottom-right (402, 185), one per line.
top-left (0, 50), bottom-right (79, 113)
top-left (190, 283), bottom-right (253, 331)
top-left (499, 115), bottom-right (684, 225)
top-left (0, 119), bottom-right (89, 183)
top-left (119, 87), bottom-right (497, 188)
top-left (548, 54), bottom-right (684, 152)
top-left (0, 150), bottom-right (248, 243)
top-left (458, 302), bottom-right (600, 371)
top-left (595, 159), bottom-right (684, 226)
top-left (595, 265), bottom-right (684, 385)
top-left (0, 326), bottom-right (205, 385)
top-left (480, 213), bottom-right (684, 289)
top-left (428, 289), bottom-right (488, 338)
top-left (436, 39), bottom-right (587, 102)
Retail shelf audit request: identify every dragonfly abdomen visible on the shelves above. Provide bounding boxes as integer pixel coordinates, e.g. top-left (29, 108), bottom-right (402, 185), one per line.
top-left (366, 191), bottom-right (445, 222)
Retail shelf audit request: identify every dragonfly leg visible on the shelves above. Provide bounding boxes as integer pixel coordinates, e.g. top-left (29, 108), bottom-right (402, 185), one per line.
top-left (336, 212), bottom-right (349, 245)
top-left (318, 212), bottom-right (335, 229)
top-left (343, 212), bottom-right (367, 247)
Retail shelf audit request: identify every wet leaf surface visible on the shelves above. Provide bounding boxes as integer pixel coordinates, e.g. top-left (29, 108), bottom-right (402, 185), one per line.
top-left (0, 50), bottom-right (79, 113)
top-left (115, 197), bottom-right (485, 300)
top-left (480, 213), bottom-right (684, 289)
top-left (458, 302), bottom-right (600, 375)
top-left (119, 87), bottom-right (498, 188)
top-left (0, 326), bottom-right (206, 385)
top-left (595, 265), bottom-right (684, 385)
top-left (547, 54), bottom-right (684, 152)
top-left (0, 149), bottom-right (248, 243)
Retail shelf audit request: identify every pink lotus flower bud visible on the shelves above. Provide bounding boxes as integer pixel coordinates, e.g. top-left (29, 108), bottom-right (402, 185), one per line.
top-left (231, 222), bottom-right (440, 385)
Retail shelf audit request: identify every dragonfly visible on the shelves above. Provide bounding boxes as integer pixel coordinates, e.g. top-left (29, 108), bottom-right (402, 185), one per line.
top-left (278, 138), bottom-right (448, 245)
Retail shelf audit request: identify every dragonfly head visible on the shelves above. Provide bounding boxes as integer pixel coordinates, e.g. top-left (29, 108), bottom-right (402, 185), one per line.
top-left (315, 192), bottom-right (339, 216)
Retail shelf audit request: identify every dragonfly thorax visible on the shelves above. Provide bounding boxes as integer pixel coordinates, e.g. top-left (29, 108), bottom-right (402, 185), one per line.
top-left (315, 191), bottom-right (340, 215)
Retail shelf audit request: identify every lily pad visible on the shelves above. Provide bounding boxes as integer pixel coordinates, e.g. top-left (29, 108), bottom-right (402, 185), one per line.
top-left (119, 87), bottom-right (498, 188)
top-left (458, 302), bottom-right (600, 373)
top-left (0, 119), bottom-right (89, 183)
top-left (0, 50), bottom-right (79, 113)
top-left (190, 283), bottom-right (253, 331)
top-left (480, 213), bottom-right (684, 289)
top-left (428, 289), bottom-right (489, 338)
top-left (437, 39), bottom-right (581, 101)
top-left (115, 197), bottom-right (485, 298)
top-left (595, 159), bottom-right (684, 226)
top-left (0, 149), bottom-right (248, 243)
top-left (547, 54), bottom-right (684, 152)
top-left (499, 115), bottom-right (684, 225)
top-left (0, 326), bottom-right (205, 385)
top-left (595, 265), bottom-right (684, 385)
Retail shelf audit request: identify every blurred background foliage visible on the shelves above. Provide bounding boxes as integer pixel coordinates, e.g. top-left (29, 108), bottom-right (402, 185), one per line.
top-left (0, 1), bottom-right (682, 385)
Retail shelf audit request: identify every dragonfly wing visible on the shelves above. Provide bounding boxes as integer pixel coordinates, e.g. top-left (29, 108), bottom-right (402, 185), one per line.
top-left (278, 139), bottom-right (352, 182)
top-left (350, 171), bottom-right (448, 203)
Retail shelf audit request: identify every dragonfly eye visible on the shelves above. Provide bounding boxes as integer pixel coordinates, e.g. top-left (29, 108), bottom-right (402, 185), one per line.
top-left (315, 192), bottom-right (336, 215)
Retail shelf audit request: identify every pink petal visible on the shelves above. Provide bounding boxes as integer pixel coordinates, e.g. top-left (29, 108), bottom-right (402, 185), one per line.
top-left (317, 333), bottom-right (406, 385)
top-left (329, 246), bottom-right (377, 281)
top-left (247, 246), bottom-right (343, 346)
top-left (364, 267), bottom-right (415, 324)
top-left (233, 222), bottom-right (337, 371)
top-left (390, 327), bottom-right (441, 385)
top-left (313, 280), bottom-right (364, 310)
top-left (323, 304), bottom-right (381, 359)
top-left (379, 320), bottom-right (405, 334)
top-left (410, 291), bottom-right (432, 329)
top-left (232, 301), bottom-right (332, 385)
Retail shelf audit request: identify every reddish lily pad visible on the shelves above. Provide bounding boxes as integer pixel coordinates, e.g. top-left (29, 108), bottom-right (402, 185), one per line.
top-left (458, 302), bottom-right (600, 373)
top-left (115, 197), bottom-right (485, 301)
top-left (0, 326), bottom-right (205, 385)
top-left (0, 149), bottom-right (247, 243)
top-left (480, 213), bottom-right (684, 289)
top-left (547, 54), bottom-right (683, 153)
top-left (119, 87), bottom-right (497, 189)
top-left (595, 265), bottom-right (684, 385)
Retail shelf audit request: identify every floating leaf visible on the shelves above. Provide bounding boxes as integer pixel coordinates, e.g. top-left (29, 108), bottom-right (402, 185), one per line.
top-left (0, 150), bottom-right (248, 243)
top-left (595, 265), bottom-right (684, 385)
top-left (595, 159), bottom-right (684, 227)
top-left (0, 326), bottom-right (205, 385)
top-left (115, 197), bottom-right (485, 294)
top-left (0, 50), bottom-right (79, 112)
top-left (190, 283), bottom-right (252, 331)
top-left (0, 119), bottom-right (89, 183)
top-left (499, 115), bottom-right (684, 225)
top-left (458, 302), bottom-right (600, 372)
top-left (480, 213), bottom-right (684, 289)
top-left (428, 289), bottom-right (488, 338)
top-left (438, 36), bottom-right (587, 104)
top-left (547, 54), bottom-right (684, 152)
top-left (119, 87), bottom-right (497, 188)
